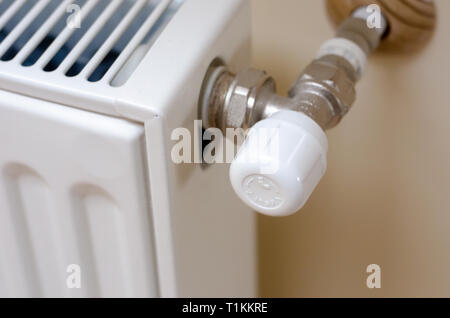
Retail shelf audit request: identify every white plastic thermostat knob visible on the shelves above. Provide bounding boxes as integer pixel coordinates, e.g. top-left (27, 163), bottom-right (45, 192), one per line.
top-left (229, 110), bottom-right (328, 217)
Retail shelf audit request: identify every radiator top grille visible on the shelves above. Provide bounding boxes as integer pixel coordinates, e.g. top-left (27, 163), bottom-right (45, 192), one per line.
top-left (0, 0), bottom-right (183, 87)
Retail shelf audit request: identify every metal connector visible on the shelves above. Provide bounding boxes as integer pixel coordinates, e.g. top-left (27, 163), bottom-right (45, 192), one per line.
top-left (202, 7), bottom-right (388, 132)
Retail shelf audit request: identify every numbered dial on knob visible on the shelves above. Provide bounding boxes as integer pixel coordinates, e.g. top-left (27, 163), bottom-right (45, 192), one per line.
top-left (229, 110), bottom-right (328, 217)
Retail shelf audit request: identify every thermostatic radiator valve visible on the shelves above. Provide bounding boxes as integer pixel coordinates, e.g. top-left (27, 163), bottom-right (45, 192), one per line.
top-left (201, 7), bottom-right (388, 217)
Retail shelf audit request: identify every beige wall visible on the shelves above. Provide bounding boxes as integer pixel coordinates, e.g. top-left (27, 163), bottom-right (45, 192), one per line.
top-left (252, 0), bottom-right (450, 297)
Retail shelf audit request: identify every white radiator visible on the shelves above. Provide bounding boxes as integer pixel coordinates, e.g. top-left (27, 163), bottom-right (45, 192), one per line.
top-left (0, 0), bottom-right (255, 298)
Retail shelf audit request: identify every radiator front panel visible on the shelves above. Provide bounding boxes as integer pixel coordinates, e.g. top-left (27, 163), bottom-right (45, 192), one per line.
top-left (0, 90), bottom-right (158, 297)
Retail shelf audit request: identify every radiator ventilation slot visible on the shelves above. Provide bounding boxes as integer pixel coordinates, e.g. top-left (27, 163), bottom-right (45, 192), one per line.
top-left (0, 0), bottom-right (183, 86)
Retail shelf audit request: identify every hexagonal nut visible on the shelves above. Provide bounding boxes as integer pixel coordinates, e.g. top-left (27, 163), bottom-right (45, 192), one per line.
top-left (225, 69), bottom-right (273, 130)
top-left (295, 59), bottom-right (356, 114)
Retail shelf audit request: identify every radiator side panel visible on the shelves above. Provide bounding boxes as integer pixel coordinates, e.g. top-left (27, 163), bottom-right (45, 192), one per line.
top-left (143, 0), bottom-right (256, 297)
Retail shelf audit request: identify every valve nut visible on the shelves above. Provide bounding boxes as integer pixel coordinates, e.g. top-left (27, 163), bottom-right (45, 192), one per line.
top-left (289, 56), bottom-right (356, 128)
top-left (223, 69), bottom-right (275, 131)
